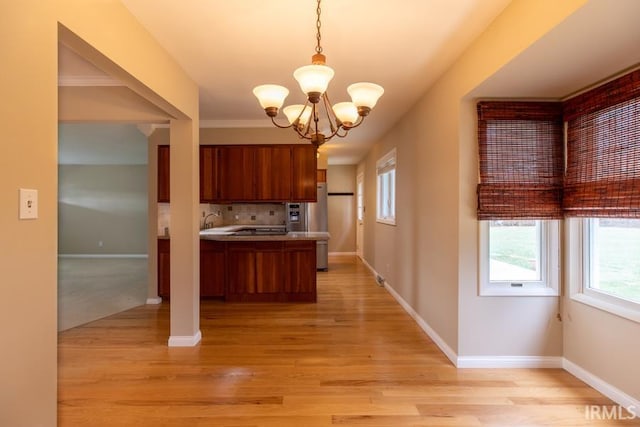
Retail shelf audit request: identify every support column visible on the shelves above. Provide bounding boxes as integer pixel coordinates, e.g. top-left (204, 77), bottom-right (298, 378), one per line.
top-left (168, 119), bottom-right (201, 346)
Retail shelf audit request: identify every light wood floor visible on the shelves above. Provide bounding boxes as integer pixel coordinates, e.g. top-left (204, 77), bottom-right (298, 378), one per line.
top-left (58, 255), bottom-right (630, 426)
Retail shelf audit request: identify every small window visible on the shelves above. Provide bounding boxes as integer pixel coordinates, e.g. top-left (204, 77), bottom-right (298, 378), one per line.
top-left (479, 220), bottom-right (559, 296)
top-left (376, 148), bottom-right (396, 225)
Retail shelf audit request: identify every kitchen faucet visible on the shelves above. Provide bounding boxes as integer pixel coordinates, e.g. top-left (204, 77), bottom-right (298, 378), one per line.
top-left (202, 212), bottom-right (219, 229)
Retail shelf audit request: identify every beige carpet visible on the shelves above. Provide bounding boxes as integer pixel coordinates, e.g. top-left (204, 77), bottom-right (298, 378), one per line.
top-left (58, 257), bottom-right (148, 331)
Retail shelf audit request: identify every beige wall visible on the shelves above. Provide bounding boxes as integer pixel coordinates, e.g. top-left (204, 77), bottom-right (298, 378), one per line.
top-left (1, 1), bottom-right (198, 425)
top-left (58, 164), bottom-right (148, 254)
top-left (358, 0), bottom-right (588, 359)
top-left (327, 165), bottom-right (357, 253)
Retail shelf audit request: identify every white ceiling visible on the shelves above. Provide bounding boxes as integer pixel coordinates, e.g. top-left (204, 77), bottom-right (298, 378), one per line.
top-left (58, 0), bottom-right (640, 164)
top-left (59, 0), bottom-right (511, 164)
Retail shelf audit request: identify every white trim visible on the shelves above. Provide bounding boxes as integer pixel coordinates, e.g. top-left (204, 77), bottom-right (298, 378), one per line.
top-left (168, 330), bottom-right (202, 347)
top-left (457, 356), bottom-right (562, 369)
top-left (563, 358), bottom-right (640, 410)
top-left (328, 251), bottom-right (357, 256)
top-left (382, 279), bottom-right (458, 366)
top-left (58, 254), bottom-right (148, 259)
top-left (360, 257), bottom-right (377, 277)
top-left (146, 297), bottom-right (162, 305)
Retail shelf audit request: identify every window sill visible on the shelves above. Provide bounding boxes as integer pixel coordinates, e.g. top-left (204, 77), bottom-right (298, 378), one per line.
top-left (480, 285), bottom-right (559, 297)
top-left (571, 292), bottom-right (640, 324)
top-left (376, 218), bottom-right (396, 226)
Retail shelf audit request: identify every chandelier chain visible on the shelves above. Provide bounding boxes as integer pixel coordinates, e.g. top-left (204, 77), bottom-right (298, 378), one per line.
top-left (315, 0), bottom-right (322, 54)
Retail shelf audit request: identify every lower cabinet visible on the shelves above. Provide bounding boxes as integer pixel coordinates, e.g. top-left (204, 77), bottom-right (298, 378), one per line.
top-left (200, 240), bottom-right (226, 297)
top-left (158, 239), bottom-right (317, 302)
top-left (158, 239), bottom-right (171, 298)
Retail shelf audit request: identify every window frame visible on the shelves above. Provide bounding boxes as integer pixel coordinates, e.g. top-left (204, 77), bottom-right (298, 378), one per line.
top-left (376, 148), bottom-right (396, 225)
top-left (568, 218), bottom-right (640, 323)
top-left (479, 220), bottom-right (560, 296)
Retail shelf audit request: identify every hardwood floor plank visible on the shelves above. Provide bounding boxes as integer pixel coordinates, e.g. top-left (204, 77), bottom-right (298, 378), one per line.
top-left (58, 255), bottom-right (626, 426)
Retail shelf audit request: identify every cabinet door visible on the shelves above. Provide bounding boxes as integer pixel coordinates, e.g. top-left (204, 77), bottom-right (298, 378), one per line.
top-left (226, 242), bottom-right (256, 294)
top-left (200, 240), bottom-right (225, 297)
top-left (157, 145), bottom-right (170, 203)
top-left (284, 240), bottom-right (316, 294)
top-left (157, 239), bottom-right (171, 298)
top-left (291, 145), bottom-right (317, 201)
top-left (218, 146), bottom-right (255, 201)
top-left (255, 241), bottom-right (285, 294)
top-left (199, 146), bottom-right (218, 202)
top-left (255, 146), bottom-right (292, 201)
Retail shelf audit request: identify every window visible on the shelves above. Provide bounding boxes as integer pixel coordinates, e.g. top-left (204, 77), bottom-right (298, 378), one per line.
top-left (479, 220), bottom-right (560, 296)
top-left (564, 68), bottom-right (640, 321)
top-left (476, 101), bottom-right (563, 296)
top-left (568, 219), bottom-right (640, 323)
top-left (376, 148), bottom-right (396, 225)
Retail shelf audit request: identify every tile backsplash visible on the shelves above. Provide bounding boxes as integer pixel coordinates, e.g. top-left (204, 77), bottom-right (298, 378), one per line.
top-left (158, 203), bottom-right (286, 236)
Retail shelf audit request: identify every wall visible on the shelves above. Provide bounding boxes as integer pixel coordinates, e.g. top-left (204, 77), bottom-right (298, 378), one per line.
top-left (59, 165), bottom-right (148, 254)
top-left (358, 0), bottom-right (588, 361)
top-left (59, 124), bottom-right (148, 255)
top-left (1, 1), bottom-right (198, 425)
top-left (327, 165), bottom-right (357, 253)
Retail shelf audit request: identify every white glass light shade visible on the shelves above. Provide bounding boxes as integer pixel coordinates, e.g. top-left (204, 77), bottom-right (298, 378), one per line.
top-left (293, 64), bottom-right (335, 96)
top-left (283, 104), bottom-right (312, 126)
top-left (332, 102), bottom-right (359, 125)
top-left (252, 84), bottom-right (289, 109)
top-left (347, 82), bottom-right (384, 109)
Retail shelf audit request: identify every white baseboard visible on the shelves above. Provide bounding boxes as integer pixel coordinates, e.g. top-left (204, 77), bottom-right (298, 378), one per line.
top-left (383, 281), bottom-right (458, 366)
top-left (563, 358), bottom-right (640, 410)
top-left (146, 296), bottom-right (162, 305)
top-left (168, 330), bottom-right (202, 347)
top-left (58, 254), bottom-right (148, 259)
top-left (457, 356), bottom-right (563, 369)
top-left (328, 251), bottom-right (357, 256)
top-left (360, 257), bottom-right (376, 277)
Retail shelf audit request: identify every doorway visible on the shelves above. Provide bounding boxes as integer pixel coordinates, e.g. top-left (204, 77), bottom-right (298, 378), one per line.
top-left (356, 172), bottom-right (364, 259)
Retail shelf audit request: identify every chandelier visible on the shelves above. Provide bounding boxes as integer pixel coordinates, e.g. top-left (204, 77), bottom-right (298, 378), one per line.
top-left (252, 0), bottom-right (384, 148)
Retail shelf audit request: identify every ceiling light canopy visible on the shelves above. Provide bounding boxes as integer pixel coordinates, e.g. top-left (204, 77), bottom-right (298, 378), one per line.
top-left (253, 0), bottom-right (384, 148)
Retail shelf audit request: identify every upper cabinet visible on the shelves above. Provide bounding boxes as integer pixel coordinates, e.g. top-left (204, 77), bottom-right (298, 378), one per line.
top-left (291, 145), bottom-right (318, 201)
top-left (217, 146), bottom-right (256, 201)
top-left (255, 146), bottom-right (292, 201)
top-left (199, 145), bottom-right (219, 202)
top-left (161, 144), bottom-right (316, 203)
top-left (157, 145), bottom-right (170, 203)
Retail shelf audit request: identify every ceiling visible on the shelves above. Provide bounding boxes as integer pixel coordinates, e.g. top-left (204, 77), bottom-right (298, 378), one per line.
top-left (59, 0), bottom-right (512, 164)
top-left (58, 1), bottom-right (640, 165)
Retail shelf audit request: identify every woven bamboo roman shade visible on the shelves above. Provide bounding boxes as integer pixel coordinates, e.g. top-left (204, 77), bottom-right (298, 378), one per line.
top-left (563, 69), bottom-right (640, 218)
top-left (477, 101), bottom-right (564, 220)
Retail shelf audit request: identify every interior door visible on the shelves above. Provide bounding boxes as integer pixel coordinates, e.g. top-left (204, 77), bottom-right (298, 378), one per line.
top-left (356, 172), bottom-right (364, 259)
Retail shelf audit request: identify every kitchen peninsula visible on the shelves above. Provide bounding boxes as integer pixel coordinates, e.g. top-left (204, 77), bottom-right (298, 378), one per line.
top-left (157, 225), bottom-right (329, 303)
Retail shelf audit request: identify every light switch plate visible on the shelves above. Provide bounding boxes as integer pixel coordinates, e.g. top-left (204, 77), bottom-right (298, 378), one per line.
top-left (19, 188), bottom-right (38, 219)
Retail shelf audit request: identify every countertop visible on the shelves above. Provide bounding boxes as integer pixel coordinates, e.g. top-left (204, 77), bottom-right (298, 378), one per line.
top-left (159, 224), bottom-right (330, 241)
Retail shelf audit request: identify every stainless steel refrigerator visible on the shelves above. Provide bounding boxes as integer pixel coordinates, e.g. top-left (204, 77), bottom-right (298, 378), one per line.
top-left (308, 182), bottom-right (329, 271)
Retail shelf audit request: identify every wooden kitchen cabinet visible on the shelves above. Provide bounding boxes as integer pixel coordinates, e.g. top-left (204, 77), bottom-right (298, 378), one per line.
top-left (157, 239), bottom-right (171, 298)
top-left (158, 238), bottom-right (317, 302)
top-left (255, 146), bottom-right (292, 201)
top-left (284, 241), bottom-right (316, 295)
top-left (291, 145), bottom-right (318, 201)
top-left (226, 242), bottom-right (256, 295)
top-left (162, 144), bottom-right (317, 203)
top-left (157, 145), bottom-right (170, 202)
top-left (255, 242), bottom-right (285, 294)
top-left (200, 240), bottom-right (225, 297)
top-left (218, 146), bottom-right (255, 201)
top-left (199, 146), bottom-right (219, 202)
